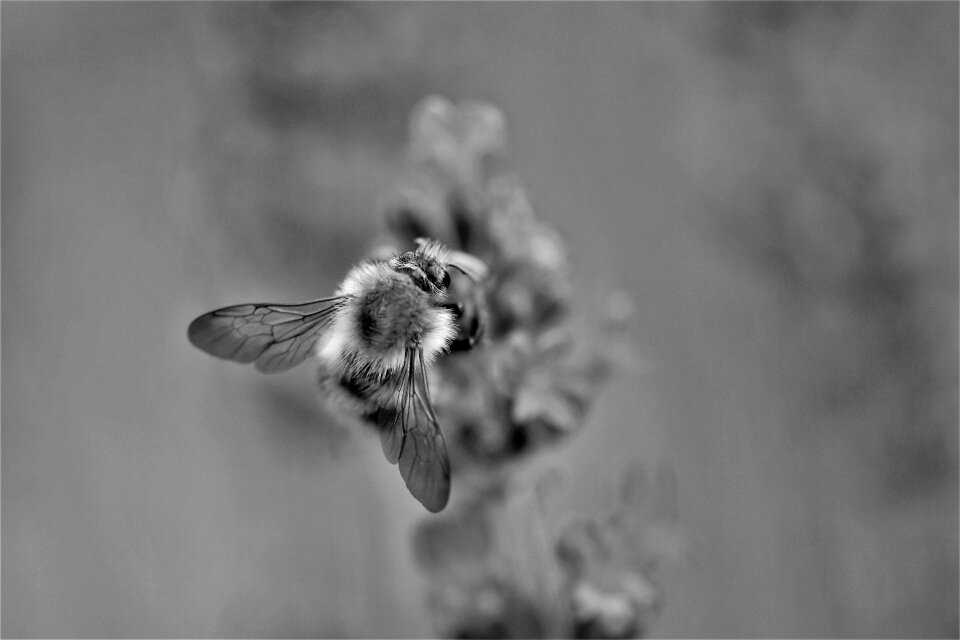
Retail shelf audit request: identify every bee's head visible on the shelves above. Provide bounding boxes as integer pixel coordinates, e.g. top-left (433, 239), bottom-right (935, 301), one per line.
top-left (390, 240), bottom-right (450, 295)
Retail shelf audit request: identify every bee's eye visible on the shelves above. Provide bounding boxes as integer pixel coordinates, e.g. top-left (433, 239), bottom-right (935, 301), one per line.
top-left (440, 270), bottom-right (451, 289)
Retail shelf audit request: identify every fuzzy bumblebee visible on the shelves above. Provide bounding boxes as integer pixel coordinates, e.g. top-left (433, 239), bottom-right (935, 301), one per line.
top-left (188, 239), bottom-right (487, 512)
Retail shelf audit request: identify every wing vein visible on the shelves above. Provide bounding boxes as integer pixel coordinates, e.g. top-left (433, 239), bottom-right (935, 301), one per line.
top-left (188, 296), bottom-right (345, 373)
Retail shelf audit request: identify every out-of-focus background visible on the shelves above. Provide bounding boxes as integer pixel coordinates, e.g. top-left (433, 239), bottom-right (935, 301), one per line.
top-left (3, 3), bottom-right (957, 638)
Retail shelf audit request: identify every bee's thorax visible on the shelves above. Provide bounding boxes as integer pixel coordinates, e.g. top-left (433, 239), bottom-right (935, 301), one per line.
top-left (320, 261), bottom-right (456, 378)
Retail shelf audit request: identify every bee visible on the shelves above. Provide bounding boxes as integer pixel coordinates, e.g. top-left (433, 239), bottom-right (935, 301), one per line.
top-left (188, 239), bottom-right (487, 513)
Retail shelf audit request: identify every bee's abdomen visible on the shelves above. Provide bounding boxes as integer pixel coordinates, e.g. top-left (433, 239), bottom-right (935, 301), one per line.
top-left (336, 371), bottom-right (382, 421)
top-left (317, 365), bottom-right (390, 422)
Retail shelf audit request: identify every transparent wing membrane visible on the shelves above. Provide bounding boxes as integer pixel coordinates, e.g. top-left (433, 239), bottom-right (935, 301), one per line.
top-left (378, 347), bottom-right (451, 512)
top-left (188, 297), bottom-right (344, 373)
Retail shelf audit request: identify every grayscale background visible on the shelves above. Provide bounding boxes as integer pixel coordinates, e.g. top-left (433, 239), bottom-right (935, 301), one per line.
top-left (3, 2), bottom-right (957, 638)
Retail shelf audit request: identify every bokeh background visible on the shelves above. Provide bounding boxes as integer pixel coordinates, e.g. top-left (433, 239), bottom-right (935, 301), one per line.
top-left (3, 2), bottom-right (957, 638)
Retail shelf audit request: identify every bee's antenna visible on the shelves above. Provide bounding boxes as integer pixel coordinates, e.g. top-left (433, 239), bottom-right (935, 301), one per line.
top-left (413, 237), bottom-right (488, 282)
top-left (447, 249), bottom-right (489, 283)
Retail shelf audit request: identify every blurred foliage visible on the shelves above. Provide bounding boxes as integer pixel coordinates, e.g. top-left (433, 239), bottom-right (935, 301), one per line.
top-left (379, 98), bottom-right (638, 473)
top-left (677, 2), bottom-right (958, 503)
top-left (382, 96), bottom-right (671, 637)
top-left (415, 463), bottom-right (683, 640)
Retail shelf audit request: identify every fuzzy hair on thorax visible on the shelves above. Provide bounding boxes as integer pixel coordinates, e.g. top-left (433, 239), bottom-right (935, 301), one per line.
top-left (318, 258), bottom-right (456, 380)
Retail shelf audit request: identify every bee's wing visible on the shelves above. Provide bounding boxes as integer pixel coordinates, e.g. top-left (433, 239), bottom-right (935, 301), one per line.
top-left (378, 348), bottom-right (451, 513)
top-left (187, 297), bottom-right (345, 374)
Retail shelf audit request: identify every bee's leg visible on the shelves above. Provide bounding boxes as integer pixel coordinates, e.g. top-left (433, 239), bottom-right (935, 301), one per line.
top-left (440, 302), bottom-right (471, 352)
top-left (441, 301), bottom-right (483, 351)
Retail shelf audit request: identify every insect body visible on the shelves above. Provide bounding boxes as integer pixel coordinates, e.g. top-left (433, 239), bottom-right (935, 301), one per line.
top-left (188, 239), bottom-right (486, 512)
